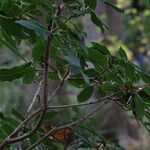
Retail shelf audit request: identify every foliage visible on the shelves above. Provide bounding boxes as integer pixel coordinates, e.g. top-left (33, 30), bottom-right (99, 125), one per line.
top-left (0, 0), bottom-right (150, 149)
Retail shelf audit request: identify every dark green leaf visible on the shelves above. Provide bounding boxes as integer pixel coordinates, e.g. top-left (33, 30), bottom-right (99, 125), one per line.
top-left (84, 0), bottom-right (97, 10)
top-left (144, 87), bottom-right (150, 97)
top-left (92, 42), bottom-right (111, 55)
top-left (12, 108), bottom-right (25, 121)
top-left (0, 63), bottom-right (31, 82)
top-left (102, 81), bottom-right (114, 91)
top-left (0, 28), bottom-right (26, 61)
top-left (138, 88), bottom-right (150, 105)
top-left (133, 93), bottom-right (145, 120)
top-left (88, 49), bottom-right (107, 66)
top-left (84, 69), bottom-right (98, 78)
top-left (63, 0), bottom-right (74, 3)
top-left (119, 47), bottom-right (127, 61)
top-left (48, 72), bottom-right (59, 80)
top-left (32, 40), bottom-right (46, 61)
top-left (1, 0), bottom-right (21, 17)
top-left (29, 134), bottom-right (39, 145)
top-left (140, 72), bottom-right (150, 84)
top-left (16, 20), bottom-right (49, 39)
top-left (44, 110), bottom-right (59, 121)
top-left (77, 86), bottom-right (93, 102)
top-left (120, 61), bottom-right (137, 83)
top-left (90, 11), bottom-right (105, 33)
top-left (23, 68), bottom-right (36, 84)
top-left (3, 117), bottom-right (19, 127)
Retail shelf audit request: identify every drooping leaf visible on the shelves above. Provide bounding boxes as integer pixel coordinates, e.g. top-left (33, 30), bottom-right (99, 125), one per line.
top-left (77, 86), bottom-right (93, 102)
top-left (16, 20), bottom-right (49, 39)
top-left (133, 93), bottom-right (145, 121)
top-left (0, 63), bottom-right (31, 82)
top-left (102, 1), bottom-right (124, 13)
top-left (90, 11), bottom-right (105, 33)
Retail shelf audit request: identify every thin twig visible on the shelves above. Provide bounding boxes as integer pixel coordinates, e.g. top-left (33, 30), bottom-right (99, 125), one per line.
top-left (48, 95), bottom-right (110, 109)
top-left (48, 70), bottom-right (70, 103)
top-left (27, 80), bottom-right (43, 113)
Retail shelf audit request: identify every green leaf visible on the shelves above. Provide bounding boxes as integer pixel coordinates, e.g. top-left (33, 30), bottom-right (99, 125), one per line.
top-left (0, 63), bottom-right (30, 82)
top-left (44, 110), bottom-right (59, 121)
top-left (138, 88), bottom-right (150, 105)
top-left (143, 87), bottom-right (150, 97)
top-left (3, 117), bottom-right (19, 127)
top-left (84, 69), bottom-right (98, 78)
top-left (88, 49), bottom-right (107, 66)
top-left (102, 1), bottom-right (124, 13)
top-left (102, 81), bottom-right (114, 91)
top-left (77, 86), bottom-right (93, 102)
top-left (67, 48), bottom-right (81, 75)
top-left (29, 134), bottom-right (39, 145)
top-left (85, 0), bottom-right (96, 10)
top-left (32, 40), bottom-right (46, 61)
top-left (133, 93), bottom-right (145, 121)
top-left (0, 28), bottom-right (26, 61)
top-left (90, 11), bottom-right (105, 33)
top-left (120, 61), bottom-right (137, 83)
top-left (23, 68), bottom-right (36, 84)
top-left (48, 72), bottom-right (59, 80)
top-left (81, 71), bottom-right (90, 84)
top-left (16, 20), bottom-right (49, 39)
top-left (67, 48), bottom-right (80, 67)
top-left (0, 128), bottom-right (7, 140)
top-left (62, 0), bottom-right (74, 3)
top-left (140, 72), bottom-right (150, 84)
top-left (12, 108), bottom-right (25, 121)
top-left (1, 0), bottom-right (21, 17)
top-left (119, 47), bottom-right (127, 61)
top-left (92, 42), bottom-right (111, 55)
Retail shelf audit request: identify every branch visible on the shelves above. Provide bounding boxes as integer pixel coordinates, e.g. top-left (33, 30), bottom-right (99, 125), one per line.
top-left (27, 100), bottom-right (109, 150)
top-left (0, 107), bottom-right (42, 149)
top-left (0, 94), bottom-right (116, 149)
top-left (48, 95), bottom-right (110, 109)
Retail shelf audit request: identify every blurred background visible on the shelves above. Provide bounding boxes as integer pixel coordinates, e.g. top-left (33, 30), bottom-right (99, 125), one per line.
top-left (0, 0), bottom-right (150, 149)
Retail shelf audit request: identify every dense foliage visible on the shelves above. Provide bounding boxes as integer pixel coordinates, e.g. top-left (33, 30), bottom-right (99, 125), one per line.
top-left (0, 0), bottom-right (150, 149)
